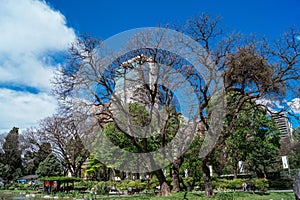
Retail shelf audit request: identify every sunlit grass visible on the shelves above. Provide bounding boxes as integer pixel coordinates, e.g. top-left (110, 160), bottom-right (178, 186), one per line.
top-left (0, 191), bottom-right (295, 200)
top-left (101, 192), bottom-right (295, 200)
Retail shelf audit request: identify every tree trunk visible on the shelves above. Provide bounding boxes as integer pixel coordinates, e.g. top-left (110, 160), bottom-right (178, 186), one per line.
top-left (233, 154), bottom-right (238, 179)
top-left (172, 157), bottom-right (183, 192)
top-left (233, 162), bottom-right (238, 179)
top-left (202, 158), bottom-right (213, 197)
top-left (263, 166), bottom-right (267, 179)
top-left (154, 169), bottom-right (171, 196)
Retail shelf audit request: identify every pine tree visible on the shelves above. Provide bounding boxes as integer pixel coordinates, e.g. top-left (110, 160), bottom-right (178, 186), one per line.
top-left (36, 153), bottom-right (63, 177)
top-left (0, 127), bottom-right (22, 182)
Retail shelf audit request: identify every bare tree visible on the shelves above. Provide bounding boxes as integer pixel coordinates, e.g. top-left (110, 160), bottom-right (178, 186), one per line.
top-left (181, 14), bottom-right (300, 197)
top-left (54, 29), bottom-right (209, 195)
top-left (53, 14), bottom-right (300, 197)
top-left (34, 114), bottom-right (89, 177)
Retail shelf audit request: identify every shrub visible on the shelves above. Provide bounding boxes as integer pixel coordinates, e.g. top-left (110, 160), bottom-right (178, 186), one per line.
top-left (268, 178), bottom-right (293, 189)
top-left (127, 180), bottom-right (137, 188)
top-left (194, 177), bottom-right (205, 191)
top-left (74, 181), bottom-right (89, 191)
top-left (119, 180), bottom-right (130, 192)
top-left (212, 178), bottom-right (229, 190)
top-left (8, 186), bottom-right (15, 190)
top-left (128, 179), bottom-right (147, 191)
top-left (149, 176), bottom-right (159, 189)
top-left (227, 179), bottom-right (243, 190)
top-left (77, 180), bottom-right (98, 191)
top-left (182, 177), bottom-right (194, 191)
top-left (255, 178), bottom-right (269, 193)
top-left (94, 181), bottom-right (110, 195)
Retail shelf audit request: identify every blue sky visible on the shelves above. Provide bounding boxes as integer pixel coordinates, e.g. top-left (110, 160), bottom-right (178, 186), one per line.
top-left (47, 0), bottom-right (300, 39)
top-left (0, 0), bottom-right (299, 133)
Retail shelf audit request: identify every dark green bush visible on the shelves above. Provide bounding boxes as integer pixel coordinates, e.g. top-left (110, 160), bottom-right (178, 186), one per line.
top-left (94, 181), bottom-right (110, 195)
top-left (128, 179), bottom-right (147, 191)
top-left (212, 178), bottom-right (229, 190)
top-left (254, 178), bottom-right (269, 193)
top-left (73, 181), bottom-right (89, 191)
top-left (182, 177), bottom-right (194, 191)
top-left (227, 179), bottom-right (243, 190)
top-left (149, 176), bottom-right (159, 189)
top-left (268, 178), bottom-right (293, 189)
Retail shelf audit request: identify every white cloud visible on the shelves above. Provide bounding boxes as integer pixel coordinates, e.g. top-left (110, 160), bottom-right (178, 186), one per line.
top-left (288, 98), bottom-right (300, 114)
top-left (0, 0), bottom-right (76, 133)
top-left (0, 0), bottom-right (75, 91)
top-left (256, 98), bottom-right (286, 112)
top-left (0, 0), bottom-right (75, 54)
top-left (0, 89), bottom-right (57, 133)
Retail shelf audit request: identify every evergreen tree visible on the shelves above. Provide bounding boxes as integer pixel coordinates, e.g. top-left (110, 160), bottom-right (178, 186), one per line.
top-left (84, 154), bottom-right (107, 181)
top-left (23, 142), bottom-right (52, 175)
top-left (0, 127), bottom-right (22, 182)
top-left (36, 153), bottom-right (63, 177)
top-left (224, 101), bottom-right (281, 178)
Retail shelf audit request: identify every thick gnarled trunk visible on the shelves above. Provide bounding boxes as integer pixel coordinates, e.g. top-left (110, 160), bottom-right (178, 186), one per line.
top-left (154, 169), bottom-right (171, 196)
top-left (172, 157), bottom-right (183, 192)
top-left (202, 158), bottom-right (213, 197)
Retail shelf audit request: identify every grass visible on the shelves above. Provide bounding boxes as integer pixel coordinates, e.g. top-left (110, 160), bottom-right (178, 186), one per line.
top-left (96, 192), bottom-right (295, 200)
top-left (0, 191), bottom-right (295, 200)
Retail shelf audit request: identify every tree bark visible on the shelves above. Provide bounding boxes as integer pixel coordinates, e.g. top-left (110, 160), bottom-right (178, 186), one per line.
top-left (154, 169), bottom-right (171, 196)
top-left (172, 157), bottom-right (183, 192)
top-left (202, 158), bottom-right (213, 197)
top-left (263, 166), bottom-right (267, 179)
top-left (233, 162), bottom-right (238, 179)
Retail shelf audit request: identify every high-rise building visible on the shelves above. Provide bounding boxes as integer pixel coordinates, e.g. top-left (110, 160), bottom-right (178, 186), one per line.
top-left (93, 55), bottom-right (157, 127)
top-left (272, 113), bottom-right (293, 137)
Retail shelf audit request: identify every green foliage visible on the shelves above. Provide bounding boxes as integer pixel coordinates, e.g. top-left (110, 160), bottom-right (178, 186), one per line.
top-left (91, 102), bottom-right (182, 180)
top-left (183, 177), bottom-right (194, 188)
top-left (23, 142), bottom-right (52, 175)
top-left (149, 176), bottom-right (159, 189)
top-left (8, 183), bottom-right (34, 191)
top-left (94, 181), bottom-right (110, 195)
top-left (0, 190), bottom-right (295, 199)
top-left (222, 94), bottom-right (281, 177)
top-left (209, 178), bottom-right (270, 192)
top-left (212, 178), bottom-right (229, 190)
top-left (118, 180), bottom-right (130, 191)
top-left (127, 179), bottom-right (147, 191)
top-left (288, 130), bottom-right (300, 169)
top-left (36, 153), bottom-right (63, 177)
top-left (72, 181), bottom-right (87, 191)
top-left (182, 135), bottom-right (204, 180)
top-left (216, 192), bottom-right (236, 200)
top-left (268, 178), bottom-right (293, 189)
top-left (37, 142), bottom-right (52, 163)
top-left (38, 176), bottom-right (81, 182)
top-left (103, 102), bottom-right (181, 153)
top-left (73, 180), bottom-right (98, 191)
top-left (0, 127), bottom-right (22, 182)
top-left (84, 154), bottom-right (107, 181)
top-left (128, 102), bottom-right (150, 127)
top-left (254, 178), bottom-right (269, 193)
top-left (227, 179), bottom-right (243, 190)
top-left (102, 122), bottom-right (137, 152)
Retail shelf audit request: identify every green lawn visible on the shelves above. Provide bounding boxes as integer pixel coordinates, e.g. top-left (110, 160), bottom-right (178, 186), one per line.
top-left (0, 191), bottom-right (295, 200)
top-left (99, 192), bottom-right (295, 200)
